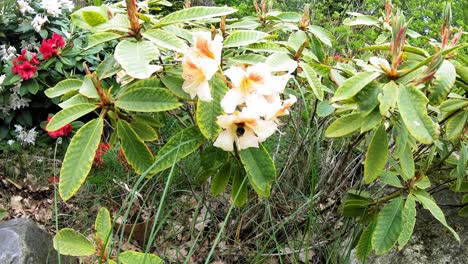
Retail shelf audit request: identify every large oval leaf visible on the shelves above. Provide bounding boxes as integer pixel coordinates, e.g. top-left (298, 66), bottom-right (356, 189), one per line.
top-left (446, 110), bottom-right (467, 140)
top-left (308, 25), bottom-right (332, 47)
top-left (210, 162), bottom-right (232, 196)
top-left (372, 197), bottom-right (404, 255)
top-left (196, 77), bottom-right (227, 140)
top-left (87, 32), bottom-right (122, 49)
top-left (239, 144), bottom-right (276, 197)
top-left (95, 207), bottom-right (112, 244)
top-left (364, 125), bottom-right (389, 184)
top-left (300, 62), bottom-right (324, 101)
top-left (325, 113), bottom-right (363, 138)
top-left (331, 72), bottom-right (381, 102)
top-left (428, 60), bottom-right (456, 105)
top-left (44, 79), bottom-right (83, 98)
top-left (118, 251), bottom-right (162, 264)
top-left (398, 196), bottom-right (416, 249)
top-left (114, 40), bottom-right (161, 79)
top-left (150, 126), bottom-right (205, 175)
top-left (53, 228), bottom-right (95, 256)
top-left (398, 85), bottom-right (439, 144)
top-left (115, 88), bottom-right (181, 112)
top-left (157, 6), bottom-right (236, 26)
top-left (46, 103), bottom-right (97, 132)
top-left (59, 118), bottom-right (103, 201)
top-left (224, 30), bottom-right (269, 48)
top-left (142, 29), bottom-right (188, 53)
top-left (356, 218), bottom-right (376, 261)
top-left (117, 120), bottom-right (155, 174)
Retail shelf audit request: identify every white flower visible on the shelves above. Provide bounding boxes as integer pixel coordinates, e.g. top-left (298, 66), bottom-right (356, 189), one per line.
top-left (59, 0), bottom-right (74, 12)
top-left (0, 74), bottom-right (5, 86)
top-left (221, 64), bottom-right (292, 114)
top-left (15, 126), bottom-right (38, 146)
top-left (31, 14), bottom-right (49, 32)
top-left (17, 0), bottom-right (34, 14)
top-left (7, 140), bottom-right (15, 146)
top-left (41, 0), bottom-right (62, 17)
top-left (213, 108), bottom-right (277, 151)
top-left (181, 32), bottom-right (223, 102)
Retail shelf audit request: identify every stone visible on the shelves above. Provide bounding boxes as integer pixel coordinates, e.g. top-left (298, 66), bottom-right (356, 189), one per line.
top-left (0, 218), bottom-right (76, 264)
top-left (350, 190), bottom-right (468, 264)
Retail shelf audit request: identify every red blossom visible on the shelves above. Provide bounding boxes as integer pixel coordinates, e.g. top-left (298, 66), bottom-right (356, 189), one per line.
top-left (94, 143), bottom-right (110, 167)
top-left (11, 49), bottom-right (40, 80)
top-left (39, 33), bottom-right (65, 60)
top-left (45, 116), bottom-right (73, 139)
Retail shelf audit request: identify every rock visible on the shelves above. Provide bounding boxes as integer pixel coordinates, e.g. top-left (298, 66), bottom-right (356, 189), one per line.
top-left (350, 191), bottom-right (468, 264)
top-left (0, 218), bottom-right (76, 264)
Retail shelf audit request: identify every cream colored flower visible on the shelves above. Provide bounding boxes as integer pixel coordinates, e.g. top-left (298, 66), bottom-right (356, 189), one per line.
top-left (221, 64), bottom-right (292, 113)
top-left (213, 108), bottom-right (277, 151)
top-left (181, 32), bottom-right (223, 102)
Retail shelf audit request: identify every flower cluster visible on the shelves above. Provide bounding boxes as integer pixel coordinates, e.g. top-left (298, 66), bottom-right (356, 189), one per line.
top-left (214, 63), bottom-right (297, 151)
top-left (12, 50), bottom-right (40, 80)
top-left (182, 32), bottom-right (223, 101)
top-left (40, 0), bottom-right (74, 17)
top-left (39, 33), bottom-right (65, 60)
top-left (45, 115), bottom-right (73, 139)
top-left (13, 124), bottom-right (38, 146)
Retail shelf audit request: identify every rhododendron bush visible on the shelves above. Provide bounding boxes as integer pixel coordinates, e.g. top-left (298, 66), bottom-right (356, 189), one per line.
top-left (26, 0), bottom-right (467, 261)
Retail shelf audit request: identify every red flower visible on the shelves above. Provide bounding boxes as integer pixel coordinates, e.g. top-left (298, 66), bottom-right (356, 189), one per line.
top-left (39, 33), bottom-right (65, 60)
top-left (45, 116), bottom-right (73, 139)
top-left (11, 49), bottom-right (40, 80)
top-left (94, 143), bottom-right (110, 167)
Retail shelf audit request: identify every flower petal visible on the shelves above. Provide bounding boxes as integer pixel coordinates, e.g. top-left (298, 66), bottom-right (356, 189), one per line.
top-left (237, 129), bottom-right (259, 150)
top-left (214, 130), bottom-right (235, 151)
top-left (221, 89), bottom-right (244, 113)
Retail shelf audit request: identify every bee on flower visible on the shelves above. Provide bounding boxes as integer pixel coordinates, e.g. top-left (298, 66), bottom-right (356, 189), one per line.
top-left (182, 32), bottom-right (223, 102)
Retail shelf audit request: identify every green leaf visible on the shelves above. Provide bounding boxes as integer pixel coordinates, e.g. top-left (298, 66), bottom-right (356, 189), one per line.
top-left (130, 121), bottom-right (158, 141)
top-left (378, 81), bottom-right (399, 115)
top-left (246, 42), bottom-right (288, 53)
top-left (96, 55), bottom-right (121, 80)
top-left (210, 162), bottom-right (232, 196)
top-left (372, 197), bottom-right (404, 255)
top-left (59, 118), bottom-right (103, 201)
top-left (95, 207), bottom-right (111, 244)
top-left (398, 85), bottom-right (439, 144)
top-left (87, 32), bottom-right (122, 49)
top-left (380, 171), bottom-right (403, 188)
top-left (46, 103), bottom-right (97, 131)
top-left (58, 95), bottom-right (95, 109)
top-left (446, 111), bottom-right (468, 140)
top-left (308, 25), bottom-right (332, 47)
top-left (459, 206), bottom-right (468, 217)
top-left (239, 144), bottom-right (276, 197)
top-left (428, 60), bottom-right (456, 105)
top-left (399, 142), bottom-right (415, 180)
top-left (316, 101), bottom-right (335, 117)
top-left (344, 13), bottom-right (379, 26)
top-left (114, 40), bottom-right (161, 79)
top-left (228, 54), bottom-right (266, 65)
top-left (331, 71), bottom-right (381, 102)
top-left (414, 176), bottom-right (431, 189)
top-left (150, 126), bottom-right (205, 175)
top-left (224, 30), bottom-right (269, 48)
top-left (157, 6), bottom-right (236, 26)
top-left (160, 74), bottom-right (191, 99)
top-left (53, 228), bottom-right (96, 256)
top-left (343, 191), bottom-right (371, 217)
top-left (364, 125), bottom-right (389, 184)
top-left (142, 29), bottom-right (188, 53)
top-left (226, 20), bottom-right (260, 30)
top-left (360, 108), bottom-right (382, 133)
top-left (82, 10), bottom-right (107, 27)
top-left (45, 79), bottom-right (83, 98)
top-left (355, 83), bottom-right (381, 116)
top-left (288, 30), bottom-right (307, 52)
top-left (118, 251), bottom-right (162, 264)
top-left (117, 120), bottom-right (154, 174)
top-left (0, 208), bottom-right (8, 220)
top-left (232, 167), bottom-right (248, 207)
top-left (300, 62), bottom-right (324, 100)
top-left (398, 196), bottom-right (417, 250)
top-left (412, 190), bottom-right (460, 241)
top-left (79, 75), bottom-right (99, 99)
top-left (115, 88), bottom-right (181, 112)
top-left (439, 99), bottom-right (468, 114)
top-left (196, 77), bottom-right (227, 140)
top-left (195, 146), bottom-right (229, 184)
top-left (356, 218), bottom-right (376, 261)
top-left (325, 113), bottom-right (363, 137)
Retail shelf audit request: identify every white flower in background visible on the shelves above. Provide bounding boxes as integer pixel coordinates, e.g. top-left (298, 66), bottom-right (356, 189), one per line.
top-left (221, 64), bottom-right (292, 114)
top-left (213, 108), bottom-right (277, 151)
top-left (31, 14), bottom-right (49, 32)
top-left (14, 125), bottom-right (38, 146)
top-left (137, 0), bottom-right (149, 11)
top-left (7, 140), bottom-right (15, 146)
top-left (41, 0), bottom-right (62, 17)
top-left (59, 0), bottom-right (74, 12)
top-left (62, 30), bottom-right (71, 39)
top-left (181, 32), bottom-right (223, 102)
top-left (0, 46), bottom-right (17, 61)
top-left (17, 0), bottom-right (34, 14)
top-left (0, 74), bottom-right (5, 86)
top-left (20, 36), bottom-right (37, 50)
